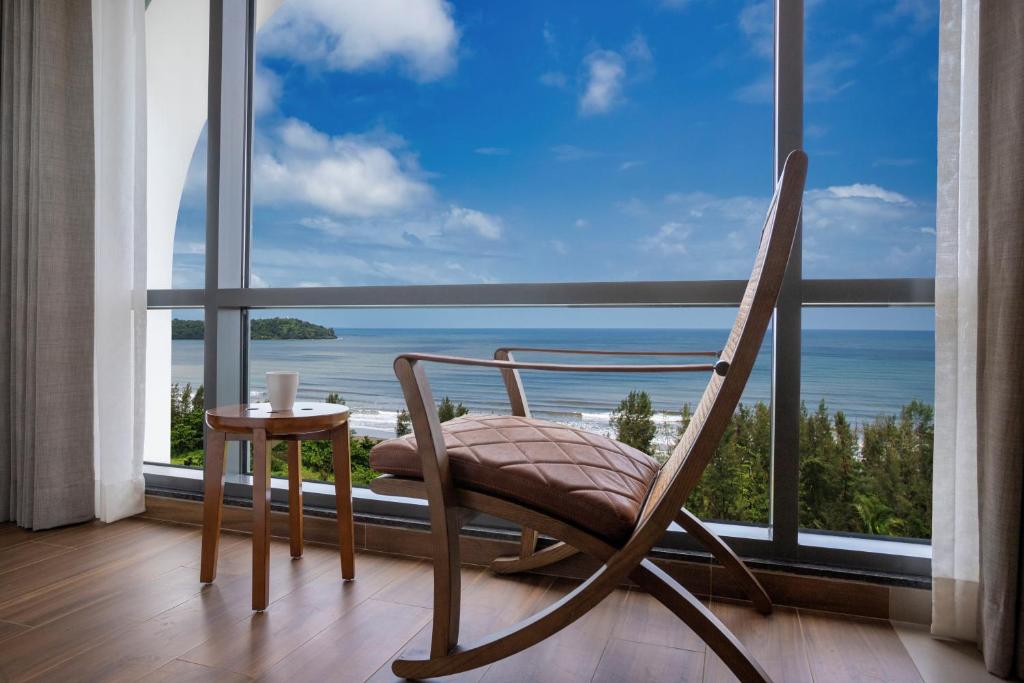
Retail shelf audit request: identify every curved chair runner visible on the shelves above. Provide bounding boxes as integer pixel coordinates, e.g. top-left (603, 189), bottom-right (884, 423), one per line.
top-left (368, 151), bottom-right (808, 682)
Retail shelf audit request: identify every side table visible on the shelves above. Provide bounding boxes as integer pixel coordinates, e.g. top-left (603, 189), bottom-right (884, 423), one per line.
top-left (199, 402), bottom-right (355, 611)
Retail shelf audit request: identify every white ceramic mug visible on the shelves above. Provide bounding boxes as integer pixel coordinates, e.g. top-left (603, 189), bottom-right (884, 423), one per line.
top-left (266, 371), bottom-right (299, 412)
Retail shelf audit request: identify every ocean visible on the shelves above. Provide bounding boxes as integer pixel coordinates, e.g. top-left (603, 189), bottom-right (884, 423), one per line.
top-left (171, 328), bottom-right (934, 447)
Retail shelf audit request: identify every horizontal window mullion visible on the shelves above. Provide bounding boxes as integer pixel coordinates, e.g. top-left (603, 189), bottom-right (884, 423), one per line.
top-left (147, 277), bottom-right (935, 310)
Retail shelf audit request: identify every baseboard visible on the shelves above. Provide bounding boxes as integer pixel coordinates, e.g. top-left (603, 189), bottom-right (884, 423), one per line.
top-left (141, 493), bottom-right (930, 624)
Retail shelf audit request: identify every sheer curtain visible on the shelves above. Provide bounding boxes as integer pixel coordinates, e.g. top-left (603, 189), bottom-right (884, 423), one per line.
top-left (92, 0), bottom-right (148, 523)
top-left (932, 0), bottom-right (980, 643)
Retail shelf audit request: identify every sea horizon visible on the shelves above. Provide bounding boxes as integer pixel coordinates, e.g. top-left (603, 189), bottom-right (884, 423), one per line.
top-left (170, 327), bottom-right (934, 446)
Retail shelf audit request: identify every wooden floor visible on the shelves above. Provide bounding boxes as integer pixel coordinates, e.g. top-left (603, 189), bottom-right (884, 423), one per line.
top-left (0, 517), bottom-right (930, 682)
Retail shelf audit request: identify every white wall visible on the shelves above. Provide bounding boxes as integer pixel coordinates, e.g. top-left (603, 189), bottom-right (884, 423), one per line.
top-left (144, 0), bottom-right (283, 462)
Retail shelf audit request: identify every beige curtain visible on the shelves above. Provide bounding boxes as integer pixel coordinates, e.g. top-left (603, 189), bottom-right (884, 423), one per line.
top-left (976, 2), bottom-right (1024, 677)
top-left (0, 0), bottom-right (96, 529)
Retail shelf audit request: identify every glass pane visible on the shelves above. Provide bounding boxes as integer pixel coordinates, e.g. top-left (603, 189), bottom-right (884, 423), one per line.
top-left (145, 1), bottom-right (208, 288)
top-left (802, 2), bottom-right (938, 277)
top-left (799, 307), bottom-right (934, 540)
top-left (145, 309), bottom-right (205, 469)
top-left (250, 0), bottom-right (771, 287)
top-left (243, 306), bottom-right (771, 525)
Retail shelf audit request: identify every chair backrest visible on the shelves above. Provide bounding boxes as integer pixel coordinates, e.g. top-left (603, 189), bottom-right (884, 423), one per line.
top-left (634, 150), bottom-right (808, 535)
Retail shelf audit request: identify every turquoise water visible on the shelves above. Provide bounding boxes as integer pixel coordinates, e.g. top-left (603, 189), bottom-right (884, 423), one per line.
top-left (171, 328), bottom-right (934, 442)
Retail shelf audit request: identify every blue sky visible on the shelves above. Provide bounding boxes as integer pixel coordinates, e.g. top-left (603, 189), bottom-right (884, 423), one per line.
top-left (173, 0), bottom-right (938, 329)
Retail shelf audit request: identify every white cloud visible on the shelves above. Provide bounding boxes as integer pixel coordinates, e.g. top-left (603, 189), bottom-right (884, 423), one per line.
top-left (615, 197), bottom-right (650, 217)
top-left (825, 183), bottom-right (911, 204)
top-left (580, 50), bottom-right (626, 115)
top-left (539, 71), bottom-right (568, 88)
top-left (542, 21), bottom-right (556, 49)
top-left (258, 0), bottom-right (460, 82)
top-left (253, 118), bottom-right (432, 218)
top-left (739, 1), bottom-right (773, 59)
top-left (620, 160), bottom-right (644, 171)
top-left (474, 146), bottom-right (510, 156)
top-left (253, 65), bottom-right (282, 116)
top-left (550, 240), bottom-right (568, 255)
top-left (631, 182), bottom-right (934, 277)
top-left (880, 0), bottom-right (938, 33)
top-left (805, 54), bottom-right (856, 100)
top-left (252, 246), bottom-right (495, 286)
top-left (802, 183), bottom-right (926, 240)
top-left (551, 144), bottom-right (599, 162)
top-left (574, 218), bottom-right (590, 228)
top-left (445, 206), bottom-right (503, 240)
top-left (642, 221), bottom-right (691, 256)
top-left (734, 75), bottom-right (772, 104)
top-left (736, 2), bottom-right (855, 103)
top-left (173, 240), bottom-right (206, 255)
top-left (625, 33), bottom-right (653, 63)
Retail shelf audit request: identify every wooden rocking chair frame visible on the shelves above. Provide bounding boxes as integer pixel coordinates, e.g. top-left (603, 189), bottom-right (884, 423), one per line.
top-left (488, 345), bottom-right (773, 616)
top-left (369, 151), bottom-right (808, 682)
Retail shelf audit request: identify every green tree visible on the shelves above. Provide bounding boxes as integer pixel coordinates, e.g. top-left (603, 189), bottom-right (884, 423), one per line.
top-left (858, 400), bottom-right (933, 538)
top-left (611, 390), bottom-right (657, 455)
top-left (396, 409), bottom-right (412, 436)
top-left (437, 396), bottom-right (469, 422)
top-left (170, 382), bottom-right (205, 457)
top-left (682, 401), bottom-right (771, 522)
top-left (325, 391), bottom-right (344, 404)
top-left (798, 401), bottom-right (859, 532)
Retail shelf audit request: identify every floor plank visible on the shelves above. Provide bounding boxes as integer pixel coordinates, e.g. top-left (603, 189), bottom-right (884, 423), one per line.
top-left (611, 586), bottom-right (707, 652)
top-left (139, 658), bottom-right (253, 683)
top-left (799, 609), bottom-right (924, 683)
top-left (592, 637), bottom-right (705, 682)
top-left (480, 580), bottom-right (627, 683)
top-left (0, 540), bottom-right (72, 575)
top-left (0, 519), bottom-right (945, 683)
top-left (702, 600), bottom-right (813, 683)
top-left (32, 542), bottom-right (336, 682)
top-left (180, 550), bottom-right (421, 678)
top-left (0, 520), bottom-right (191, 614)
top-left (257, 598), bottom-right (433, 683)
top-left (0, 524), bottom-right (202, 627)
top-left (0, 618), bottom-right (30, 645)
top-left (367, 569), bottom-right (556, 683)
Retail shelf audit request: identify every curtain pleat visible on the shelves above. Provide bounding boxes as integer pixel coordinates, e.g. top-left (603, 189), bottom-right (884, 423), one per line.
top-left (977, 2), bottom-right (1024, 677)
top-left (0, 0), bottom-right (96, 530)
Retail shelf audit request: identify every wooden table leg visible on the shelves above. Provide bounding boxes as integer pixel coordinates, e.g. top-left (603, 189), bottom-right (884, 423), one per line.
top-left (287, 440), bottom-right (304, 558)
top-left (331, 423), bottom-right (355, 580)
top-left (252, 428), bottom-right (271, 611)
top-left (200, 429), bottom-right (227, 583)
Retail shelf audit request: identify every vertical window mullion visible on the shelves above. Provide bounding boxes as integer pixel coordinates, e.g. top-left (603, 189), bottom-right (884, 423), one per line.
top-left (205, 0), bottom-right (256, 476)
top-left (770, 0), bottom-right (804, 559)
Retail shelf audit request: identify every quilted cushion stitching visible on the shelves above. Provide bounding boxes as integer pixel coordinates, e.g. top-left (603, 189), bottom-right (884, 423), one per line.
top-left (444, 415), bottom-right (656, 489)
top-left (369, 413), bottom-right (659, 537)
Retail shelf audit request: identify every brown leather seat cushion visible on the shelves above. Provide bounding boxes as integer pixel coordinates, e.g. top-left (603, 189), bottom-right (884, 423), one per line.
top-left (369, 415), bottom-right (660, 545)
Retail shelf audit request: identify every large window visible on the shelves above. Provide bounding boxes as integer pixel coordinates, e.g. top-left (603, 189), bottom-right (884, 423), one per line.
top-left (147, 0), bottom-right (937, 576)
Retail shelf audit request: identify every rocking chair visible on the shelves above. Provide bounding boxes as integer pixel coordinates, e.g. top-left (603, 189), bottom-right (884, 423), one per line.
top-left (368, 150), bottom-right (808, 681)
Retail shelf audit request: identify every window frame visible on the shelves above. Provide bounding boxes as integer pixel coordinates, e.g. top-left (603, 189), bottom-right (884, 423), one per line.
top-left (144, 0), bottom-right (935, 580)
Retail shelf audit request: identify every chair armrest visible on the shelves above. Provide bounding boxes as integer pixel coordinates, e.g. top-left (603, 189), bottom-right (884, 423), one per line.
top-left (398, 352), bottom-right (729, 376)
top-left (495, 346), bottom-right (721, 358)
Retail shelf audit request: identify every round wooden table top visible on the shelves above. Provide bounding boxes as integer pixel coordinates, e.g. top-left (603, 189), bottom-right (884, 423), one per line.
top-left (206, 402), bottom-right (349, 436)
